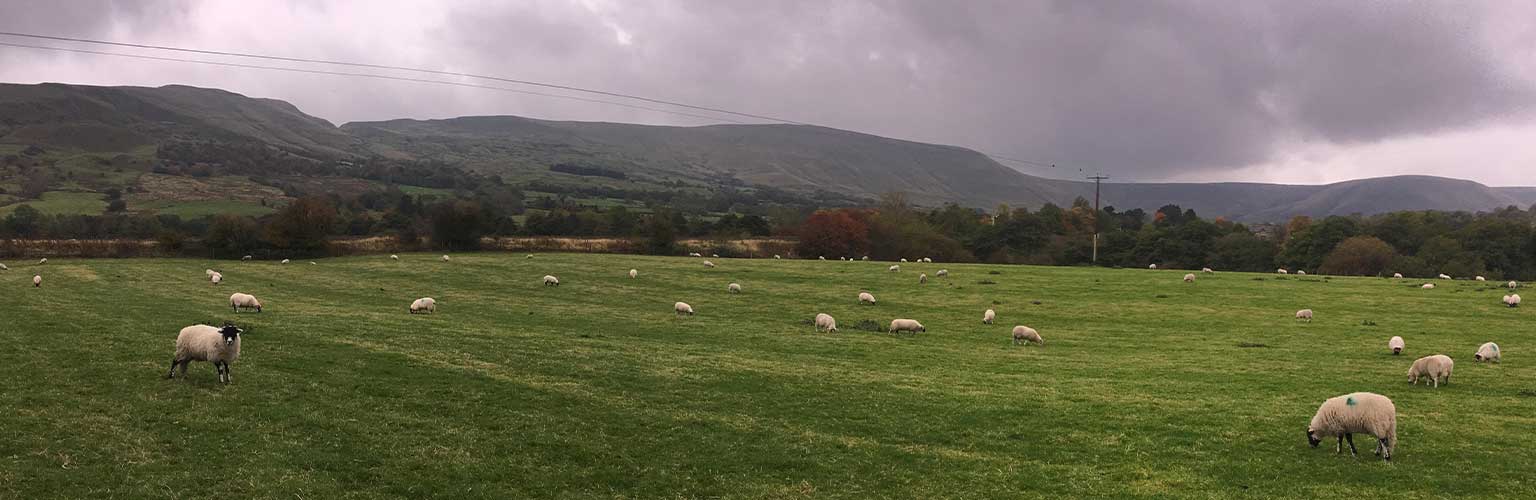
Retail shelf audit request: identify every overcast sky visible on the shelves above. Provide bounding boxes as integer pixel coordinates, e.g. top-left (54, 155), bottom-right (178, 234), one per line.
top-left (2, 0), bottom-right (1534, 185)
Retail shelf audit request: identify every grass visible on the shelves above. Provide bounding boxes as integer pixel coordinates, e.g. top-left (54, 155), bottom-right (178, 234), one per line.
top-left (0, 191), bottom-right (106, 216)
top-left (136, 199), bottom-right (277, 218)
top-left (1, 256), bottom-right (1531, 498)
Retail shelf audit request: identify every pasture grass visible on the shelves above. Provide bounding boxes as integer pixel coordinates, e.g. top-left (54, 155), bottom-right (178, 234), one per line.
top-left (2, 255), bottom-right (1531, 498)
top-left (0, 191), bottom-right (106, 216)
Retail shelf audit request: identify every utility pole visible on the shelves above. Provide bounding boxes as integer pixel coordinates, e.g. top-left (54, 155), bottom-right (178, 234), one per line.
top-left (1087, 174), bottom-right (1110, 264)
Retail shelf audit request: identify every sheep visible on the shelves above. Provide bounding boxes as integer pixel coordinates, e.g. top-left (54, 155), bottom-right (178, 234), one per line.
top-left (774, 255), bottom-right (782, 259)
top-left (1148, 264), bottom-right (1158, 269)
top-left (703, 260), bottom-right (716, 268)
top-left (309, 262), bottom-right (316, 265)
top-left (0, 263), bottom-right (8, 270)
top-left (936, 269), bottom-right (949, 277)
top-left (229, 293), bottom-right (262, 313)
top-left (889, 319), bottom-right (925, 334)
top-left (1306, 392), bottom-right (1396, 461)
top-left (689, 252), bottom-right (701, 257)
top-left (858, 292), bottom-right (877, 305)
top-left (629, 269), bottom-right (638, 279)
top-left (889, 265), bottom-right (900, 273)
top-left (441, 255), bottom-right (451, 262)
top-left (281, 259), bottom-right (290, 264)
top-left (38, 258), bottom-right (47, 265)
top-left (210, 272), bottom-right (222, 285)
top-left (1438, 273), bottom-right (1451, 280)
top-left (840, 257), bottom-right (847, 261)
top-left (32, 274), bottom-right (41, 287)
top-left (409, 297), bottom-right (436, 314)
top-left (1392, 273), bottom-right (1403, 278)
top-left (918, 273), bottom-right (928, 284)
top-left (1295, 309), bottom-right (1313, 322)
top-left (861, 256), bottom-right (869, 261)
top-left (1202, 267), bottom-right (1214, 273)
top-left (1510, 281), bottom-right (1519, 289)
top-left (983, 309), bottom-right (996, 324)
top-left (1422, 283), bottom-right (1435, 289)
top-left (205, 269), bottom-right (216, 277)
top-left (391, 254), bottom-right (399, 260)
top-left (728, 282), bottom-right (742, 293)
top-left (1504, 294), bottom-right (1521, 307)
top-left (815, 313), bottom-right (838, 332)
top-left (543, 275), bottom-right (560, 286)
top-left (924, 257), bottom-right (933, 263)
top-left (242, 255), bottom-right (252, 261)
top-left (1476, 276), bottom-right (1486, 281)
top-left (711, 254), bottom-right (720, 258)
top-left (1474, 342), bottom-right (1500, 363)
top-left (900, 258), bottom-right (908, 263)
top-left (1277, 268), bottom-right (1288, 274)
top-left (1407, 354), bottom-right (1454, 388)
top-left (166, 323), bottom-right (243, 384)
top-left (1012, 325), bottom-right (1043, 345)
top-left (1183, 273), bottom-right (1196, 283)
top-left (526, 254), bottom-right (534, 259)
top-left (1388, 336), bottom-right (1405, 355)
top-left (674, 301), bottom-right (695, 316)
top-left (819, 256), bottom-right (826, 260)
top-left (1298, 270), bottom-right (1307, 275)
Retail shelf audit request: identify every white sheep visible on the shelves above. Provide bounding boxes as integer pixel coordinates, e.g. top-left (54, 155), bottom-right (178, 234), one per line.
top-left (674, 301), bottom-right (695, 316)
top-left (33, 274), bottom-right (41, 287)
top-left (1295, 309), bottom-right (1313, 322)
top-left (281, 259), bottom-right (290, 264)
top-left (543, 275), bottom-right (560, 286)
top-left (1277, 268), bottom-right (1288, 274)
top-left (629, 269), bottom-right (638, 279)
top-left (858, 292), bottom-right (876, 305)
top-left (1504, 294), bottom-right (1521, 307)
top-left (1202, 267), bottom-right (1214, 273)
top-left (1438, 273), bottom-right (1451, 280)
top-left (210, 272), bottom-right (222, 285)
top-left (391, 254), bottom-right (399, 260)
top-left (815, 313), bottom-right (838, 332)
top-left (1011, 325), bottom-right (1043, 345)
top-left (918, 273), bottom-right (928, 284)
top-left (0, 263), bottom-right (8, 270)
top-left (1408, 354), bottom-right (1454, 388)
top-left (1422, 283), bottom-right (1435, 289)
top-left (166, 323), bottom-right (243, 384)
top-left (689, 252), bottom-right (701, 257)
top-left (702, 260), bottom-right (716, 268)
top-left (309, 262), bottom-right (316, 265)
top-left (1474, 342), bottom-right (1500, 363)
top-left (728, 282), bottom-right (742, 293)
top-left (923, 257), bottom-right (933, 263)
top-left (861, 256), bottom-right (869, 261)
top-left (442, 255), bottom-right (451, 262)
top-left (409, 297), bottom-right (436, 314)
top-left (983, 309), bottom-right (996, 324)
top-left (526, 254), bottom-right (534, 259)
top-left (1183, 273), bottom-right (1195, 283)
top-left (1476, 276), bottom-right (1486, 281)
top-left (229, 293), bottom-right (262, 313)
top-left (1149, 264), bottom-right (1158, 269)
top-left (205, 269), bottom-right (216, 277)
top-left (1509, 281), bottom-right (1519, 289)
top-left (936, 269), bottom-right (949, 277)
top-left (840, 257), bottom-right (847, 261)
top-left (241, 255), bottom-right (252, 261)
top-left (1298, 270), bottom-right (1307, 275)
top-left (1392, 273), bottom-right (1403, 278)
top-left (711, 254), bottom-right (720, 258)
top-left (1388, 336), bottom-right (1405, 355)
top-left (888, 265), bottom-right (900, 272)
top-left (900, 258), bottom-right (908, 263)
top-left (1306, 392), bottom-right (1396, 461)
top-left (889, 319), bottom-right (925, 334)
top-left (819, 256), bottom-right (826, 260)
top-left (774, 255), bottom-right (782, 259)
top-left (38, 258), bottom-right (47, 265)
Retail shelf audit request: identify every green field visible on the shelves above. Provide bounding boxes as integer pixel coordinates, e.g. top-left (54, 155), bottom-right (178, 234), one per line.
top-left (136, 199), bottom-right (278, 218)
top-left (2, 255), bottom-right (1531, 498)
top-left (0, 191), bottom-right (107, 216)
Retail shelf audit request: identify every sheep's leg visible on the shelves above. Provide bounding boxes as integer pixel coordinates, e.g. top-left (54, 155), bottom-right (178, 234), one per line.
top-left (1380, 439), bottom-right (1391, 461)
top-left (166, 358), bottom-right (181, 379)
top-left (1335, 436), bottom-right (1343, 454)
top-left (1344, 434), bottom-right (1358, 457)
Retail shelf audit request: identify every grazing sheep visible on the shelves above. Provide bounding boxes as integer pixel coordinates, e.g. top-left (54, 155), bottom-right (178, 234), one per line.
top-left (711, 254), bottom-right (720, 258)
top-left (0, 263), bottom-right (8, 271)
top-left (1277, 268), bottom-right (1288, 274)
top-left (889, 319), bottom-right (925, 334)
top-left (900, 258), bottom-right (908, 263)
top-left (815, 313), bottom-right (838, 332)
top-left (543, 275), bottom-right (560, 286)
top-left (983, 309), bottom-right (996, 324)
top-left (840, 257), bottom-right (847, 261)
top-left (1438, 273), bottom-right (1451, 280)
top-left (1510, 281), bottom-right (1519, 289)
top-left (703, 260), bottom-right (716, 268)
top-left (1392, 273), bottom-right (1403, 279)
top-left (1407, 354), bottom-right (1454, 388)
top-left (205, 269), bottom-right (216, 277)
top-left (281, 259), bottom-right (290, 264)
top-left (210, 273), bottom-right (222, 285)
top-left (229, 293), bottom-right (262, 313)
top-left (441, 255), bottom-right (451, 262)
top-left (526, 254), bottom-right (534, 259)
top-left (629, 269), bottom-right (638, 279)
top-left (858, 292), bottom-right (876, 305)
top-left (689, 252), bottom-right (701, 257)
top-left (1149, 264), bottom-right (1158, 269)
top-left (1012, 325), bottom-right (1043, 345)
top-left (1202, 267), bottom-right (1214, 273)
top-left (409, 297), bottom-right (436, 314)
top-left (391, 254), bottom-right (399, 260)
top-left (1388, 336), bottom-right (1405, 355)
top-left (728, 282), bottom-right (742, 293)
top-left (309, 262), bottom-right (316, 265)
top-left (936, 269), bottom-right (949, 277)
top-left (32, 274), bottom-right (41, 287)
top-left (1474, 342), bottom-right (1500, 363)
top-left (774, 255), bottom-right (782, 259)
top-left (1306, 392), bottom-right (1396, 461)
top-left (889, 265), bottom-right (900, 273)
top-left (674, 301), bottom-right (695, 316)
top-left (1504, 294), bottom-right (1521, 307)
top-left (241, 255), bottom-right (252, 261)
top-left (1422, 283), bottom-right (1435, 289)
top-left (918, 273), bottom-right (928, 284)
top-left (38, 258), bottom-right (48, 265)
top-left (1298, 270), bottom-right (1307, 275)
top-left (1183, 273), bottom-right (1196, 283)
top-left (1296, 309), bottom-right (1313, 322)
top-left (861, 256), bottom-right (869, 261)
top-left (1476, 276), bottom-right (1486, 281)
top-left (166, 323), bottom-right (243, 384)
top-left (819, 256), bottom-right (826, 260)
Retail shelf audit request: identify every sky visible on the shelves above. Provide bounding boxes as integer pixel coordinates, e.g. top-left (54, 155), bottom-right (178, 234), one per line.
top-left (1, 0), bottom-right (1534, 186)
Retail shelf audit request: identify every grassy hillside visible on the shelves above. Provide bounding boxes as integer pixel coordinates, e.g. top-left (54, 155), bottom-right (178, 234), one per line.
top-left (3, 254), bottom-right (1530, 498)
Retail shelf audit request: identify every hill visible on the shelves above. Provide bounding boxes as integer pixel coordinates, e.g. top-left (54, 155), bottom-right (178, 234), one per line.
top-left (2, 82), bottom-right (1528, 221)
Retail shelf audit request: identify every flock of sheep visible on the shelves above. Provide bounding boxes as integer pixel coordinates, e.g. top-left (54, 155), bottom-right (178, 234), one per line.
top-left (15, 252), bottom-right (1524, 463)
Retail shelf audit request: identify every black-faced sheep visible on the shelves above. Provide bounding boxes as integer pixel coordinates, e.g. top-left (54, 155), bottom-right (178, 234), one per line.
top-left (1306, 392), bottom-right (1396, 461)
top-left (166, 323), bottom-right (243, 384)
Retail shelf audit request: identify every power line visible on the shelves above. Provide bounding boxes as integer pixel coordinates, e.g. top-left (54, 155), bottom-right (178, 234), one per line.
top-left (0, 31), bottom-right (1079, 175)
top-left (0, 41), bottom-right (743, 124)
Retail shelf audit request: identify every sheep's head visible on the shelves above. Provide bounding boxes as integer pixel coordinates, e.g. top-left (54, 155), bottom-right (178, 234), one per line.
top-left (219, 324), bottom-right (242, 346)
top-left (1475, 353), bottom-right (1483, 361)
top-left (1306, 429), bottom-right (1322, 448)
top-left (1392, 347), bottom-right (1401, 355)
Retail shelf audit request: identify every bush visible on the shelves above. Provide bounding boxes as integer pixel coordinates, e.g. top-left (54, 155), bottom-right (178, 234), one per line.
top-left (1318, 236), bottom-right (1397, 276)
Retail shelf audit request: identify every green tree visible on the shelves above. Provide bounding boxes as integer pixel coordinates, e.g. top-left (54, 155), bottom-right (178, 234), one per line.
top-left (1318, 236), bottom-right (1398, 276)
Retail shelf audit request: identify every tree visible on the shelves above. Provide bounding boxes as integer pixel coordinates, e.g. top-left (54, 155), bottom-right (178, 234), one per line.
top-left (205, 215), bottom-right (261, 259)
top-left (1318, 236), bottom-right (1398, 276)
top-left (644, 210), bottom-right (679, 255)
top-left (429, 200), bottom-right (488, 250)
top-left (1211, 232), bottom-right (1278, 272)
top-left (796, 209), bottom-right (869, 259)
top-left (264, 197), bottom-right (337, 255)
top-left (3, 204), bottom-right (43, 237)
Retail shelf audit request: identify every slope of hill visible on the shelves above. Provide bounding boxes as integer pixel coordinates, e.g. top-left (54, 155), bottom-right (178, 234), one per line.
top-left (1097, 176), bottom-right (1526, 221)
